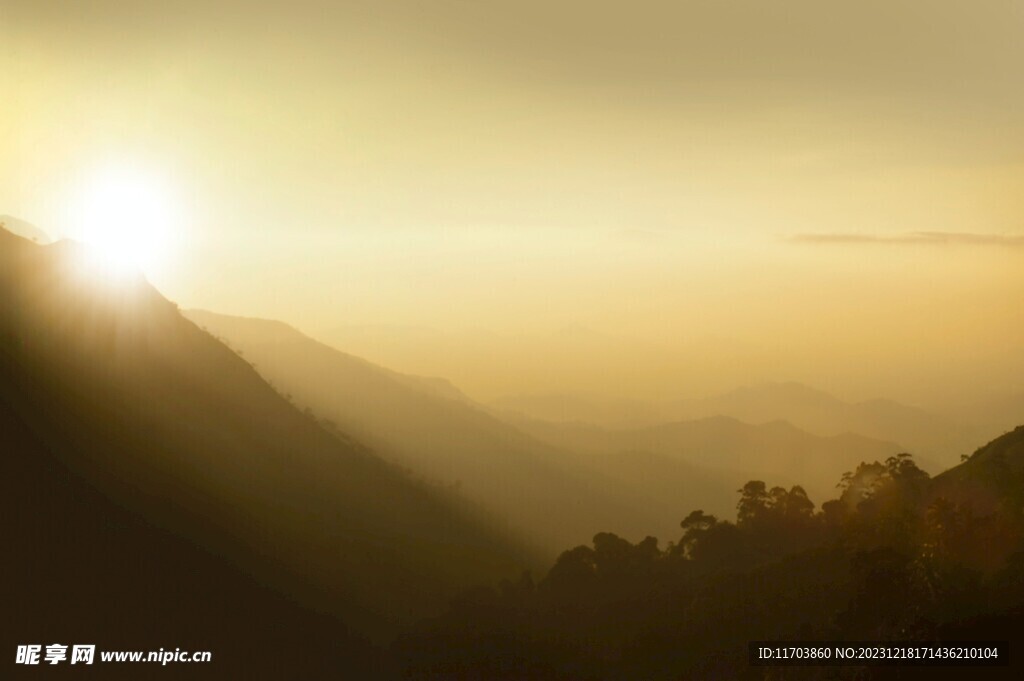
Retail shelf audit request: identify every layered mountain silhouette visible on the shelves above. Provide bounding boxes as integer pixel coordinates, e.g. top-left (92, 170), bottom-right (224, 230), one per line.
top-left (0, 214), bottom-right (50, 244)
top-left (494, 381), bottom-right (984, 468)
top-left (671, 382), bottom-right (982, 467)
top-left (184, 310), bottom-right (667, 553)
top-left (0, 227), bottom-right (527, 676)
top-left (184, 311), bottom-right (915, 543)
top-left (512, 414), bottom-right (903, 516)
top-left (5, 221), bottom-right (1021, 678)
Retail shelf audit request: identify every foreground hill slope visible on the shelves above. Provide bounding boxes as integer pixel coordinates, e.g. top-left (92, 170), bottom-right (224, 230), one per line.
top-left (931, 424), bottom-right (1024, 515)
top-left (0, 393), bottom-right (385, 678)
top-left (396, 427), bottom-right (1024, 680)
top-left (0, 228), bottom-right (526, 673)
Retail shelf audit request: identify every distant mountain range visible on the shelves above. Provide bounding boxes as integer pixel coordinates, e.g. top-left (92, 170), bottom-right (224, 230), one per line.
top-left (493, 381), bottom-right (994, 469)
top-left (188, 311), bottom-right (919, 541)
top-left (510, 414), bottom-right (903, 513)
top-left (671, 382), bottom-right (987, 466)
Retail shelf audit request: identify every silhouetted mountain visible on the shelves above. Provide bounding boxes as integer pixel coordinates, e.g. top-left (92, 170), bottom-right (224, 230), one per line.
top-left (0, 391), bottom-right (385, 679)
top-left (184, 310), bottom-right (662, 554)
top-left (188, 311), bottom-right (474, 404)
top-left (513, 414), bottom-right (903, 515)
top-left (495, 382), bottom-right (980, 468)
top-left (672, 382), bottom-right (979, 468)
top-left (189, 311), bottom-right (926, 544)
top-left (396, 429), bottom-right (1024, 680)
top-left (931, 425), bottom-right (1024, 515)
top-left (0, 214), bottom-right (50, 244)
top-left (0, 227), bottom-right (527, 676)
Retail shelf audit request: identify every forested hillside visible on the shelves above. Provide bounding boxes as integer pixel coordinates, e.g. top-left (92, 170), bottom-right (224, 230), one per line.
top-left (396, 430), bottom-right (1024, 679)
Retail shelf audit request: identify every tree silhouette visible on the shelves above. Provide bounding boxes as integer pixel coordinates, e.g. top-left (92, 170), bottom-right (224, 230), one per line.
top-left (397, 445), bottom-right (1024, 679)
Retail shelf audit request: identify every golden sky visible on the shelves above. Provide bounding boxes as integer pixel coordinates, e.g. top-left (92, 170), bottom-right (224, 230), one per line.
top-left (2, 1), bottom-right (1022, 405)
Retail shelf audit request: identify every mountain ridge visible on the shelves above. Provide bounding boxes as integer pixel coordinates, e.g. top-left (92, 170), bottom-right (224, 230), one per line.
top-left (494, 380), bottom-right (985, 468)
top-left (185, 308), bottom-right (663, 553)
top-left (0, 227), bottom-right (528, 658)
top-left (511, 412), bottom-right (905, 510)
top-left (0, 214), bottom-right (50, 244)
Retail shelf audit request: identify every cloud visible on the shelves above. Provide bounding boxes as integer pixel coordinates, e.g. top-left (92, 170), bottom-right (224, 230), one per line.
top-left (790, 232), bottom-right (1024, 248)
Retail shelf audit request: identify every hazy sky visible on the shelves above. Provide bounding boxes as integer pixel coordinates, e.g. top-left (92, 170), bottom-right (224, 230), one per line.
top-left (2, 1), bottom-right (1022, 405)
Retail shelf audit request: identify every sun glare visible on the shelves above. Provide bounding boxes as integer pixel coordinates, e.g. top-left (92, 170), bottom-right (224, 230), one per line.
top-left (66, 164), bottom-right (177, 278)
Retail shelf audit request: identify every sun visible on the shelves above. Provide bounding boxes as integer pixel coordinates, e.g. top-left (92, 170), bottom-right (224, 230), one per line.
top-left (66, 163), bottom-right (177, 278)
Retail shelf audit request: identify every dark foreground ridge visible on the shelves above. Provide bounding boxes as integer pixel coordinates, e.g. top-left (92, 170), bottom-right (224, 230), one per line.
top-left (394, 429), bottom-right (1024, 679)
top-left (0, 227), bottom-right (527, 678)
